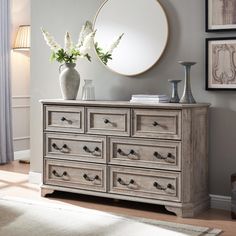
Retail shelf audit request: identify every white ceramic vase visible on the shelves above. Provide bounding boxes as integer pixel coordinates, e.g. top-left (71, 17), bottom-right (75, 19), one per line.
top-left (59, 63), bottom-right (80, 100)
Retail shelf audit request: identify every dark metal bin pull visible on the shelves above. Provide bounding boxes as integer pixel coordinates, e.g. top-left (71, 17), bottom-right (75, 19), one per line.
top-left (153, 182), bottom-right (174, 192)
top-left (52, 170), bottom-right (67, 178)
top-left (83, 146), bottom-right (100, 155)
top-left (52, 143), bottom-right (69, 153)
top-left (117, 148), bottom-right (136, 157)
top-left (83, 174), bottom-right (99, 182)
top-left (153, 152), bottom-right (175, 163)
top-left (117, 177), bottom-right (135, 186)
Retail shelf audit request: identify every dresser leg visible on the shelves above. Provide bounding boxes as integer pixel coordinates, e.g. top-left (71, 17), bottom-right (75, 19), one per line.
top-left (165, 199), bottom-right (210, 218)
top-left (41, 188), bottom-right (55, 197)
top-left (165, 206), bottom-right (184, 217)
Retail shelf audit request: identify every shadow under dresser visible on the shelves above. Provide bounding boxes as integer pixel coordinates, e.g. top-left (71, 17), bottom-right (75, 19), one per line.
top-left (40, 100), bottom-right (210, 217)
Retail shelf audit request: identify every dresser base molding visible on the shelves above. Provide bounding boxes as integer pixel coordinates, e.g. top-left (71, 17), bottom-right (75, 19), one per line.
top-left (40, 185), bottom-right (208, 217)
top-left (165, 198), bottom-right (210, 217)
top-left (41, 187), bottom-right (55, 197)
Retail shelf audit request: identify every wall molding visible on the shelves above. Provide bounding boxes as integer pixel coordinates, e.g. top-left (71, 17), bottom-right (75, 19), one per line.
top-left (13, 136), bottom-right (30, 141)
top-left (12, 96), bottom-right (30, 99)
top-left (12, 105), bottom-right (30, 109)
top-left (29, 171), bottom-right (42, 185)
top-left (14, 149), bottom-right (30, 160)
top-left (210, 194), bottom-right (231, 211)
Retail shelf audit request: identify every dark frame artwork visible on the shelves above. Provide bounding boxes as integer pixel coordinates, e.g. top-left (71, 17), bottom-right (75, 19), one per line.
top-left (206, 0), bottom-right (236, 32)
top-left (206, 37), bottom-right (236, 90)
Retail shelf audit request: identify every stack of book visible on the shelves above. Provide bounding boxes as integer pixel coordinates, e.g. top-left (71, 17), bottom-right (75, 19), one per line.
top-left (130, 94), bottom-right (170, 103)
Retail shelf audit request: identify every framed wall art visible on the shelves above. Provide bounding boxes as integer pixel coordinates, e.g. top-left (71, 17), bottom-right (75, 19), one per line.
top-left (206, 37), bottom-right (236, 90)
top-left (206, 0), bottom-right (236, 32)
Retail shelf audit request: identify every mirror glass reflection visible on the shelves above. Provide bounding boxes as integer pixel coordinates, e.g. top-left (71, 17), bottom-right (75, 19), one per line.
top-left (94, 0), bottom-right (169, 76)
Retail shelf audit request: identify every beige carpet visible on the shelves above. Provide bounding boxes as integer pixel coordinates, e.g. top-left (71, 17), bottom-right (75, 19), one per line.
top-left (0, 196), bottom-right (222, 236)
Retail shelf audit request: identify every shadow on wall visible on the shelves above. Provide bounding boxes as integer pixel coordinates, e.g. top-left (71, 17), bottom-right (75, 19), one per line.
top-left (209, 106), bottom-right (236, 195)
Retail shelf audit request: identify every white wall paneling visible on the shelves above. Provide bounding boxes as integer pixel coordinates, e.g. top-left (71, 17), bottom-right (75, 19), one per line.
top-left (12, 96), bottom-right (30, 151)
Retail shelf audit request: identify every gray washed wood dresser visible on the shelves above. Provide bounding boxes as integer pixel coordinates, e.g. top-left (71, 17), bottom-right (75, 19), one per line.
top-left (41, 100), bottom-right (210, 217)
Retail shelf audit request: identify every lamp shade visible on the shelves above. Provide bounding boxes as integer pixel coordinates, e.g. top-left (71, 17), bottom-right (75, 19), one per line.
top-left (13, 25), bottom-right (30, 50)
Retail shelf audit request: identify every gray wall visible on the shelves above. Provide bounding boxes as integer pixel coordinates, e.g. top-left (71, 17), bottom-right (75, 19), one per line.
top-left (31, 0), bottom-right (236, 196)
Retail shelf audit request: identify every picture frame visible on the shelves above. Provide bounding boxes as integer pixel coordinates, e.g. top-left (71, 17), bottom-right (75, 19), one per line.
top-left (206, 0), bottom-right (236, 32)
top-left (206, 37), bottom-right (236, 90)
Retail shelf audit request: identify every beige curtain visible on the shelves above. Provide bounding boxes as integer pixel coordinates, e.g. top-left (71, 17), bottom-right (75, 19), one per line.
top-left (0, 0), bottom-right (14, 164)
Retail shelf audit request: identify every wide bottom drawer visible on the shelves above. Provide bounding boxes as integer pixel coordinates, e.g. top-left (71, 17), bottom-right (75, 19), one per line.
top-left (109, 166), bottom-right (181, 202)
top-left (44, 159), bottom-right (107, 192)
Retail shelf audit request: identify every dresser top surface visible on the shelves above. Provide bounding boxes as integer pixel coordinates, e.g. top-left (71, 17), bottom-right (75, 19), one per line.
top-left (40, 99), bottom-right (210, 109)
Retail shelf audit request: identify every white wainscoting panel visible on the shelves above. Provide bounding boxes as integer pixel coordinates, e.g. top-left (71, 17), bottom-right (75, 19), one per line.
top-left (12, 96), bottom-right (30, 151)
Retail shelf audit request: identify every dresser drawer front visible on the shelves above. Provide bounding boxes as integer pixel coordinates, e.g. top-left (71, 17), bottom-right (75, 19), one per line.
top-left (132, 109), bottom-right (181, 139)
top-left (44, 159), bottom-right (106, 192)
top-left (109, 137), bottom-right (181, 171)
top-left (109, 166), bottom-right (181, 202)
top-left (86, 107), bottom-right (130, 136)
top-left (45, 133), bottom-right (106, 163)
top-left (45, 105), bottom-right (84, 133)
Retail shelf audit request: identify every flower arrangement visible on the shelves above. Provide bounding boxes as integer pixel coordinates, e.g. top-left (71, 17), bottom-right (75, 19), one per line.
top-left (41, 20), bottom-right (123, 66)
top-left (41, 21), bottom-right (96, 64)
top-left (95, 33), bottom-right (124, 65)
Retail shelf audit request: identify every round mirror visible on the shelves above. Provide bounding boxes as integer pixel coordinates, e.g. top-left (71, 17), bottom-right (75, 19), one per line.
top-left (94, 0), bottom-right (169, 76)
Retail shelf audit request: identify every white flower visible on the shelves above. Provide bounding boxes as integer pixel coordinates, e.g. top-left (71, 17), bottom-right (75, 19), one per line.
top-left (79, 31), bottom-right (96, 55)
top-left (41, 28), bottom-right (61, 52)
top-left (76, 21), bottom-right (93, 48)
top-left (64, 32), bottom-right (73, 52)
top-left (107, 33), bottom-right (124, 54)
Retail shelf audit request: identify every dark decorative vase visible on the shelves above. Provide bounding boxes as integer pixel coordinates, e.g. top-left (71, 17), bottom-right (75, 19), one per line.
top-left (168, 79), bottom-right (182, 103)
top-left (179, 61), bottom-right (196, 104)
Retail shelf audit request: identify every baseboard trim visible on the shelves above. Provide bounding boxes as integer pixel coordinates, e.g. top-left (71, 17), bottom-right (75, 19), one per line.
top-left (29, 171), bottom-right (42, 185)
top-left (210, 194), bottom-right (231, 211)
top-left (14, 149), bottom-right (30, 161)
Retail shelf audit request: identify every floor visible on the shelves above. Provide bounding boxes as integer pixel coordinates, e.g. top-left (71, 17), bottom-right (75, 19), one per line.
top-left (0, 161), bottom-right (235, 236)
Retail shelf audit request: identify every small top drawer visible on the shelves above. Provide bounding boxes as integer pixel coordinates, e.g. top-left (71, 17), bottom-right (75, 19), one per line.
top-left (44, 105), bottom-right (84, 133)
top-left (132, 109), bottom-right (181, 140)
top-left (86, 107), bottom-right (130, 136)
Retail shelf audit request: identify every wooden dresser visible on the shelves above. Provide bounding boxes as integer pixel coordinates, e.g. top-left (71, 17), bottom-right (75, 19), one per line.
top-left (41, 100), bottom-right (210, 217)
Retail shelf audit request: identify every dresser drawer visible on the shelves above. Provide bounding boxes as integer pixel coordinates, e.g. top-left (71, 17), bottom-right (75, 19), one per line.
top-left (44, 159), bottom-right (107, 192)
top-left (86, 107), bottom-right (130, 136)
top-left (109, 137), bottom-right (181, 171)
top-left (44, 105), bottom-right (84, 133)
top-left (132, 109), bottom-right (181, 140)
top-left (45, 133), bottom-right (106, 163)
top-left (109, 166), bottom-right (181, 202)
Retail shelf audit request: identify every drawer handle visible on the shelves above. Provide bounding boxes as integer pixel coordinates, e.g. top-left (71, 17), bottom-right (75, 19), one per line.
top-left (104, 119), bottom-right (110, 124)
top-left (52, 143), bottom-right (70, 153)
top-left (52, 170), bottom-right (67, 178)
top-left (117, 177), bottom-right (135, 186)
top-left (83, 174), bottom-right (99, 182)
top-left (61, 117), bottom-right (73, 124)
top-left (83, 146), bottom-right (100, 155)
top-left (153, 152), bottom-right (175, 163)
top-left (153, 121), bottom-right (159, 127)
top-left (117, 148), bottom-right (136, 157)
top-left (153, 182), bottom-right (175, 192)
